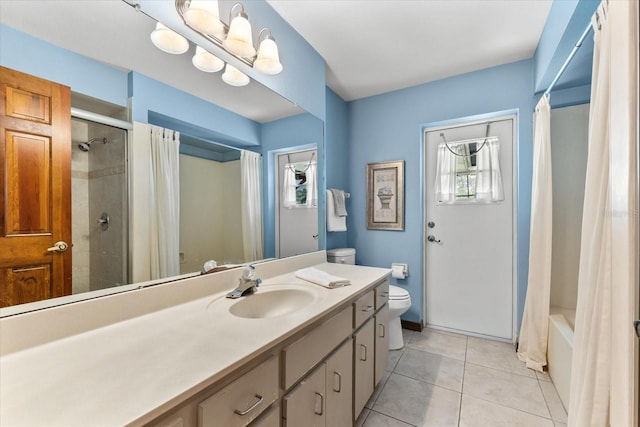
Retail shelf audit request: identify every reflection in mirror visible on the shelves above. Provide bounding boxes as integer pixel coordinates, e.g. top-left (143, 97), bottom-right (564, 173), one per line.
top-left (0, 1), bottom-right (325, 315)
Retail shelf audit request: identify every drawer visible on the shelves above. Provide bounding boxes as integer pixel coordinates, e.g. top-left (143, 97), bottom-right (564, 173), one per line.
top-left (282, 305), bottom-right (352, 390)
top-left (375, 281), bottom-right (389, 310)
top-left (353, 290), bottom-right (375, 329)
top-left (198, 355), bottom-right (279, 427)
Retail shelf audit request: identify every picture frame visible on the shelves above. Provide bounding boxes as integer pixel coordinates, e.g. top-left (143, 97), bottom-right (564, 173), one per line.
top-left (366, 160), bottom-right (405, 230)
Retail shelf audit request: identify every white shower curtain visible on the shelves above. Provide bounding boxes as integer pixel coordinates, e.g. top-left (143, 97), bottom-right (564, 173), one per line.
top-left (282, 165), bottom-right (297, 208)
top-left (434, 144), bottom-right (457, 203)
top-left (569, 1), bottom-right (638, 425)
top-left (241, 150), bottom-right (264, 261)
top-left (149, 126), bottom-right (180, 279)
top-left (475, 137), bottom-right (505, 202)
top-left (517, 94), bottom-right (552, 372)
top-left (305, 161), bottom-right (318, 207)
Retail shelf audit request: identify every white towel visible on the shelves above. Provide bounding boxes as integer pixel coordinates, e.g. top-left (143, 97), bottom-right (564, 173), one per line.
top-left (326, 189), bottom-right (347, 232)
top-left (295, 267), bottom-right (351, 288)
top-left (328, 188), bottom-right (347, 216)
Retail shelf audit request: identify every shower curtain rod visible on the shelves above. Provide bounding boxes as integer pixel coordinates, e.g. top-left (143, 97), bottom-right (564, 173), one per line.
top-left (71, 107), bottom-right (133, 130)
top-left (543, 22), bottom-right (593, 97)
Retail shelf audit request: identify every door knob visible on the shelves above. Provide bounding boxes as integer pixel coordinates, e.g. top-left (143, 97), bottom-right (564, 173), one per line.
top-left (46, 241), bottom-right (69, 253)
top-left (312, 234), bottom-right (319, 240)
top-left (427, 235), bottom-right (441, 243)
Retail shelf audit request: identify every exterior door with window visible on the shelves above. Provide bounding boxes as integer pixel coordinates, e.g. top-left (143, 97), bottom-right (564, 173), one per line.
top-left (0, 67), bottom-right (72, 307)
top-left (277, 149), bottom-right (318, 257)
top-left (424, 116), bottom-right (515, 340)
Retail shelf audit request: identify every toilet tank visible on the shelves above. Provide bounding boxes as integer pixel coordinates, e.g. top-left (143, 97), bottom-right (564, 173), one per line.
top-left (327, 248), bottom-right (356, 265)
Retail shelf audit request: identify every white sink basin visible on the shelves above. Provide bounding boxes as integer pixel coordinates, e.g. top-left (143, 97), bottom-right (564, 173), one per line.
top-left (228, 284), bottom-right (320, 319)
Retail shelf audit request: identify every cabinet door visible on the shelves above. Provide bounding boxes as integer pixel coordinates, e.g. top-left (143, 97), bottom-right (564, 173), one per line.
top-left (325, 339), bottom-right (353, 427)
top-left (353, 318), bottom-right (375, 419)
top-left (375, 305), bottom-right (389, 386)
top-left (283, 364), bottom-right (326, 427)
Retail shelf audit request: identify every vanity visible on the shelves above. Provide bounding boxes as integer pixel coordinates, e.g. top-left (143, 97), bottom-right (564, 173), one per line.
top-left (0, 251), bottom-right (390, 426)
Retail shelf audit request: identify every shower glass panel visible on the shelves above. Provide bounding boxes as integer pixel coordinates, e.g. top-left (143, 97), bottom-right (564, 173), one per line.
top-left (71, 118), bottom-right (128, 293)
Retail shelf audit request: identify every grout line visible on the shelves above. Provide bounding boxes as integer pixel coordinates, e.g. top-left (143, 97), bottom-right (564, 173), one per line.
top-left (458, 336), bottom-right (469, 426)
top-left (464, 359), bottom-right (538, 380)
top-left (462, 393), bottom-right (555, 421)
top-left (391, 371), bottom-right (463, 395)
top-left (367, 409), bottom-right (418, 427)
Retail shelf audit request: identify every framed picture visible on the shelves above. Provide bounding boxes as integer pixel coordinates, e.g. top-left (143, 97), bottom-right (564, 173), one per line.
top-left (367, 160), bottom-right (404, 230)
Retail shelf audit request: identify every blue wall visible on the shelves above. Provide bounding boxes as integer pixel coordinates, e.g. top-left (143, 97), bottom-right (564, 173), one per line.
top-left (347, 59), bottom-right (536, 325)
top-left (0, 25), bottom-right (128, 106)
top-left (325, 88), bottom-right (350, 250)
top-left (261, 113), bottom-right (325, 258)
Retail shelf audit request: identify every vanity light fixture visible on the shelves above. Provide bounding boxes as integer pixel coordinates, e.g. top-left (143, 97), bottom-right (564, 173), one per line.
top-left (223, 3), bottom-right (256, 58)
top-left (221, 63), bottom-right (250, 87)
top-left (183, 0), bottom-right (224, 38)
top-left (253, 29), bottom-right (283, 75)
top-left (150, 22), bottom-right (189, 54)
top-left (192, 46), bottom-right (225, 72)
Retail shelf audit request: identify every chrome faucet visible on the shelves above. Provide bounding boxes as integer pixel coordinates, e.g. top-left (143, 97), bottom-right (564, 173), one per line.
top-left (226, 265), bottom-right (262, 299)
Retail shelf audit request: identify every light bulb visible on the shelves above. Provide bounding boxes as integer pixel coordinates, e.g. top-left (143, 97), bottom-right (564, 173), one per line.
top-left (223, 10), bottom-right (256, 58)
top-left (150, 22), bottom-right (189, 54)
top-left (184, 0), bottom-right (224, 37)
top-left (192, 46), bottom-right (224, 72)
top-left (222, 64), bottom-right (250, 87)
top-left (254, 37), bottom-right (282, 75)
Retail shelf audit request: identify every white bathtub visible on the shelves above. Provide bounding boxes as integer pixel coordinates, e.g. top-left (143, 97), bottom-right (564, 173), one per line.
top-left (548, 307), bottom-right (575, 411)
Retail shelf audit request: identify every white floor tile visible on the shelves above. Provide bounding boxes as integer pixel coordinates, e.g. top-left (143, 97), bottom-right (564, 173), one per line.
top-left (459, 395), bottom-right (554, 427)
top-left (373, 373), bottom-right (460, 427)
top-left (394, 348), bottom-right (464, 392)
top-left (539, 380), bottom-right (568, 422)
top-left (463, 363), bottom-right (550, 418)
top-left (408, 329), bottom-right (467, 361)
top-left (466, 337), bottom-right (536, 378)
top-left (364, 410), bottom-right (415, 427)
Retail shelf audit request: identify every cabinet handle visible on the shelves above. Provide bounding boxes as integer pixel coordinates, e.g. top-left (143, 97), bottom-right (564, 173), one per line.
top-left (360, 344), bottom-right (368, 361)
top-left (333, 371), bottom-right (342, 393)
top-left (380, 291), bottom-right (389, 297)
top-left (362, 305), bottom-right (374, 313)
top-left (379, 324), bottom-right (386, 338)
top-left (233, 394), bottom-right (263, 416)
top-left (314, 392), bottom-right (324, 416)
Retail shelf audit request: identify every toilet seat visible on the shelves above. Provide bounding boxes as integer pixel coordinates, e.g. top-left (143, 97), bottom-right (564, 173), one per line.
top-left (388, 285), bottom-right (410, 301)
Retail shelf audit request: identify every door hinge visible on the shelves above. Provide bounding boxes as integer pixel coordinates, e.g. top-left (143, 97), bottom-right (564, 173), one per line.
top-left (634, 320), bottom-right (640, 338)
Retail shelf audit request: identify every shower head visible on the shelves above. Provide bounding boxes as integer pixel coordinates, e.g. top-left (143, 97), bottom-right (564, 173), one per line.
top-left (77, 137), bottom-right (108, 152)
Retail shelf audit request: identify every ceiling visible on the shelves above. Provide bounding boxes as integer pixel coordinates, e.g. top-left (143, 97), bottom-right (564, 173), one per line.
top-left (1, 0), bottom-right (554, 114)
top-left (267, 0), bottom-right (553, 101)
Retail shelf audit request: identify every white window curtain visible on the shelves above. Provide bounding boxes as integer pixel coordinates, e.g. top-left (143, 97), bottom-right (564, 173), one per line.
top-left (517, 94), bottom-right (552, 372)
top-left (149, 125), bottom-right (180, 280)
top-left (240, 150), bottom-right (264, 261)
top-left (282, 165), bottom-right (297, 208)
top-left (569, 1), bottom-right (638, 425)
top-left (475, 137), bottom-right (505, 202)
top-left (305, 161), bottom-right (318, 207)
top-left (434, 144), bottom-right (457, 203)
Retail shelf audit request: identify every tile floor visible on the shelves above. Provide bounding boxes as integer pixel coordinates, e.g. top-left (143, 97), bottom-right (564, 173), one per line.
top-left (356, 328), bottom-right (568, 427)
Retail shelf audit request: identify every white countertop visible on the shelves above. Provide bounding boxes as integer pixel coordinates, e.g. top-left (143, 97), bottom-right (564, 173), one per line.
top-left (0, 257), bottom-right (390, 427)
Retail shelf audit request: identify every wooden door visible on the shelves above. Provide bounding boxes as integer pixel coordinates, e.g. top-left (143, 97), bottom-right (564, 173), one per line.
top-left (0, 66), bottom-right (71, 308)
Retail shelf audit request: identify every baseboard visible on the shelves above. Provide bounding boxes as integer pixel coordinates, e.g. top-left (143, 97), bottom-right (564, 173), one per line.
top-left (401, 320), bottom-right (423, 332)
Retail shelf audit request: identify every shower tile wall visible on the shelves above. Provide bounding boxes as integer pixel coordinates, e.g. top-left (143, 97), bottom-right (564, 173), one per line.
top-left (71, 120), bottom-right (91, 294)
top-left (87, 123), bottom-right (127, 291)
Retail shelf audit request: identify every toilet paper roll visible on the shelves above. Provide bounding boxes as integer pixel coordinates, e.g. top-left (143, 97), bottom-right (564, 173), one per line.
top-left (392, 264), bottom-right (405, 279)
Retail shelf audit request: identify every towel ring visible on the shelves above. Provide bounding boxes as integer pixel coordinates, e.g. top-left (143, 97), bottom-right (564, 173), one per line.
top-left (440, 123), bottom-right (490, 157)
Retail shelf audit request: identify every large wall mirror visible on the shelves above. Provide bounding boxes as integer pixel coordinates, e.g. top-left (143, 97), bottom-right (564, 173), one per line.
top-left (0, 1), bottom-right (325, 314)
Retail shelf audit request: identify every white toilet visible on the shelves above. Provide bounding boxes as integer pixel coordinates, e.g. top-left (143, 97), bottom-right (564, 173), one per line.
top-left (326, 248), bottom-right (412, 350)
top-left (387, 285), bottom-right (411, 350)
